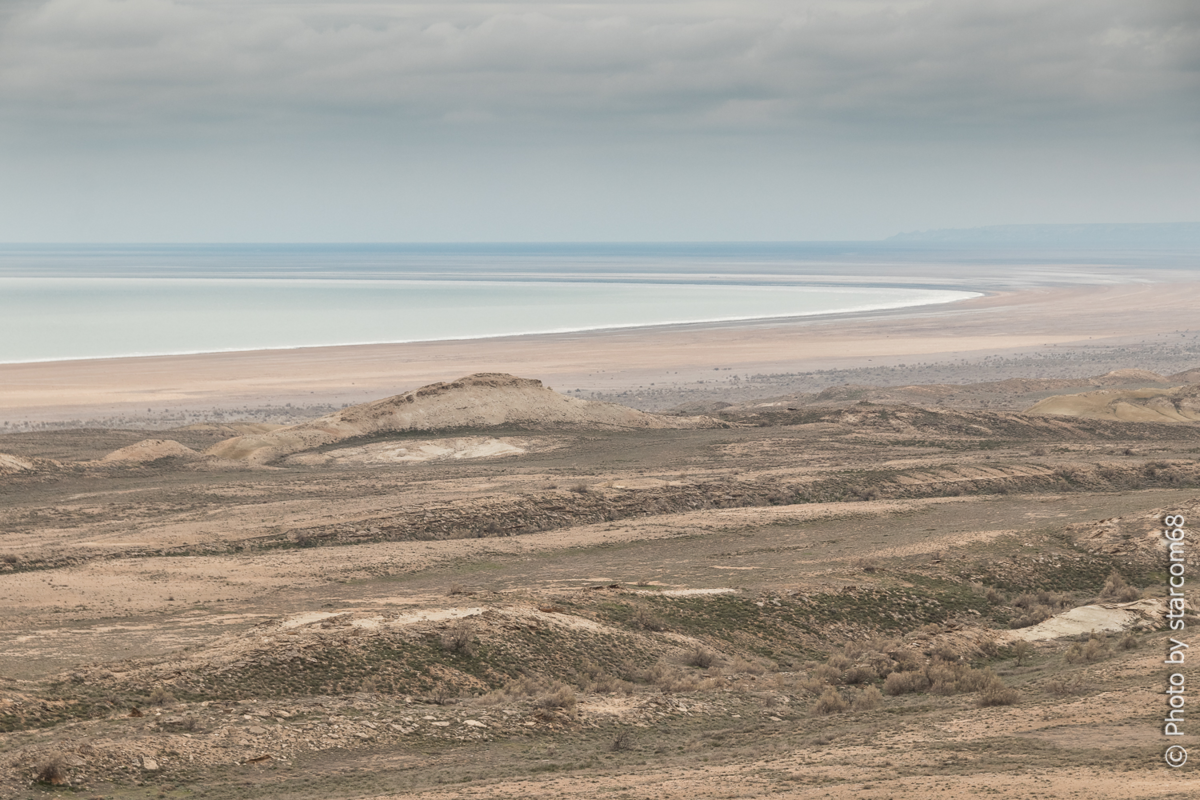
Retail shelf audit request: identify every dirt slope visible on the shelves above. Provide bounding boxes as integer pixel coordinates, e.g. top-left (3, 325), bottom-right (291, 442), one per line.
top-left (706, 368), bottom-right (1184, 416)
top-left (208, 373), bottom-right (720, 463)
top-left (99, 439), bottom-right (203, 464)
top-left (1027, 383), bottom-right (1200, 422)
top-left (0, 452), bottom-right (34, 474)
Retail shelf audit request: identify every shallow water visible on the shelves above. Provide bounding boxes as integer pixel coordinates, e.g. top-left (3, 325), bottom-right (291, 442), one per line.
top-left (0, 244), bottom-right (982, 363)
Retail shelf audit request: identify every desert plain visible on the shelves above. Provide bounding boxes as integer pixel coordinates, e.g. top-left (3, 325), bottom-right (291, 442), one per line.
top-left (2, 272), bottom-right (1200, 799)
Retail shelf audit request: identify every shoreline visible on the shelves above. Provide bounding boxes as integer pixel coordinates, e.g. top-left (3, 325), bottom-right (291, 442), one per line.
top-left (0, 286), bottom-right (983, 368)
top-left (2, 278), bottom-right (1199, 425)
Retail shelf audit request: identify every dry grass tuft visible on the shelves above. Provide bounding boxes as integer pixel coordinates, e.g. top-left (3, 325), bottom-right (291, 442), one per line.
top-left (1044, 676), bottom-right (1086, 696)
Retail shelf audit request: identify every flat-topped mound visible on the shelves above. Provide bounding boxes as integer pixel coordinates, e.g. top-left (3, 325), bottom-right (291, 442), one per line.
top-left (208, 373), bottom-right (720, 463)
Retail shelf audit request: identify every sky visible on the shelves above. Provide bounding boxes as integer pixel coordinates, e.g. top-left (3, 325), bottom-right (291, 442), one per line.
top-left (0, 0), bottom-right (1197, 243)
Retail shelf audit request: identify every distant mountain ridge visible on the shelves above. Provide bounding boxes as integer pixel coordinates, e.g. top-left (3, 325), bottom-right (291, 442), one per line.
top-left (888, 222), bottom-right (1200, 246)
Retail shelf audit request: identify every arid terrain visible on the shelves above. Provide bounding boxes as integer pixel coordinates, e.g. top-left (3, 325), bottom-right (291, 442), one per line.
top-left (0, 366), bottom-right (1196, 799)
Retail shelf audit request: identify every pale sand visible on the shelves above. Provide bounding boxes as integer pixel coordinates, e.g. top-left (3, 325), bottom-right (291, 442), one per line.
top-left (1, 279), bottom-right (1195, 422)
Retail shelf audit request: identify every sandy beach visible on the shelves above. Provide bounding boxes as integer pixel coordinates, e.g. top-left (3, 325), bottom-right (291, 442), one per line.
top-left (2, 278), bottom-right (1198, 424)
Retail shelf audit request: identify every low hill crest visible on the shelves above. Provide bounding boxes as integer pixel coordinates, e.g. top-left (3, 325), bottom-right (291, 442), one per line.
top-left (207, 373), bottom-right (721, 463)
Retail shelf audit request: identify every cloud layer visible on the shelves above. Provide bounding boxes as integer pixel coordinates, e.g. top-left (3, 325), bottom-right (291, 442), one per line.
top-left (1, 1), bottom-right (1197, 240)
top-left (4, 0), bottom-right (1196, 137)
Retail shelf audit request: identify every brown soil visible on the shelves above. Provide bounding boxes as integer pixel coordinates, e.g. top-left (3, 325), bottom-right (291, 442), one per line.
top-left (1, 371), bottom-right (1197, 799)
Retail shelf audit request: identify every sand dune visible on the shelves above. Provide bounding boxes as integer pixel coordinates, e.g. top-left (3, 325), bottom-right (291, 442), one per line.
top-left (208, 373), bottom-right (719, 463)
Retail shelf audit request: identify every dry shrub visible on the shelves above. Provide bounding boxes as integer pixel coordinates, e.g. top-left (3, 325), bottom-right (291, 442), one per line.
top-left (1012, 593), bottom-right (1038, 609)
top-left (1012, 640), bottom-right (1033, 666)
top-left (628, 605), bottom-right (667, 632)
top-left (840, 639), bottom-right (900, 677)
top-left (883, 670), bottom-right (930, 696)
top-left (638, 664), bottom-right (719, 694)
top-left (161, 715), bottom-right (202, 732)
top-left (929, 643), bottom-right (960, 663)
top-left (429, 685), bottom-right (456, 706)
top-left (440, 622), bottom-right (477, 655)
top-left (842, 665), bottom-right (878, 685)
top-left (812, 664), bottom-right (842, 685)
top-left (610, 729), bottom-right (636, 752)
top-left (811, 687), bottom-right (849, 716)
top-left (852, 685), bottom-right (883, 712)
top-left (927, 663), bottom-right (997, 695)
top-left (984, 587), bottom-right (1004, 605)
top-left (891, 647), bottom-right (926, 673)
top-left (686, 646), bottom-right (719, 669)
top-left (1100, 571), bottom-right (1141, 602)
top-left (725, 656), bottom-right (768, 676)
top-left (36, 754), bottom-right (68, 785)
top-left (1064, 637), bottom-right (1110, 664)
top-left (791, 675), bottom-right (827, 696)
top-left (570, 482), bottom-right (591, 494)
top-left (576, 661), bottom-right (631, 694)
top-left (589, 674), bottom-right (630, 694)
top-left (977, 677), bottom-right (1020, 707)
top-left (1009, 605), bottom-right (1054, 629)
top-left (477, 675), bottom-right (546, 705)
top-left (1, 553), bottom-right (18, 565)
top-left (536, 685), bottom-right (577, 711)
top-left (148, 686), bottom-right (175, 706)
top-left (827, 654), bottom-right (852, 671)
top-left (1118, 632), bottom-right (1138, 650)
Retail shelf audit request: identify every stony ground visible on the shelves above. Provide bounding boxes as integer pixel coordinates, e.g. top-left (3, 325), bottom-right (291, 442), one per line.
top-left (1, 381), bottom-right (1198, 798)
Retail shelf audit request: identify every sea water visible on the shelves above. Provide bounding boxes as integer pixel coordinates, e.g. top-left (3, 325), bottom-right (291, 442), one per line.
top-left (0, 244), bottom-right (980, 364)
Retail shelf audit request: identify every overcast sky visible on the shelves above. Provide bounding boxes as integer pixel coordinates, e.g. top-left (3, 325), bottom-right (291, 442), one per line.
top-left (1, 0), bottom-right (1197, 242)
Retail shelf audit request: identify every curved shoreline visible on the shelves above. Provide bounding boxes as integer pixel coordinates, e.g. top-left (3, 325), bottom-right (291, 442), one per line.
top-left (0, 284), bottom-right (983, 367)
top-left (1, 278), bottom-right (1198, 424)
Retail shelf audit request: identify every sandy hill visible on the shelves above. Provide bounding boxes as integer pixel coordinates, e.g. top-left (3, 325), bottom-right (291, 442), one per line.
top-left (208, 373), bottom-right (721, 464)
top-left (98, 439), bottom-right (203, 464)
top-left (1027, 383), bottom-right (1200, 423)
top-left (1168, 367), bottom-right (1200, 383)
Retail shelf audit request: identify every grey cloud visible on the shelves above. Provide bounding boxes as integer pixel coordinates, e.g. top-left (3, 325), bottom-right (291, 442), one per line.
top-left (1, 0), bottom-right (1196, 139)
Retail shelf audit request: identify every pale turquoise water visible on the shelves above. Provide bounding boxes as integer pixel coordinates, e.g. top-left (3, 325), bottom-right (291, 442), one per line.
top-left (0, 276), bottom-right (975, 363)
top-left (0, 244), bottom-right (994, 363)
